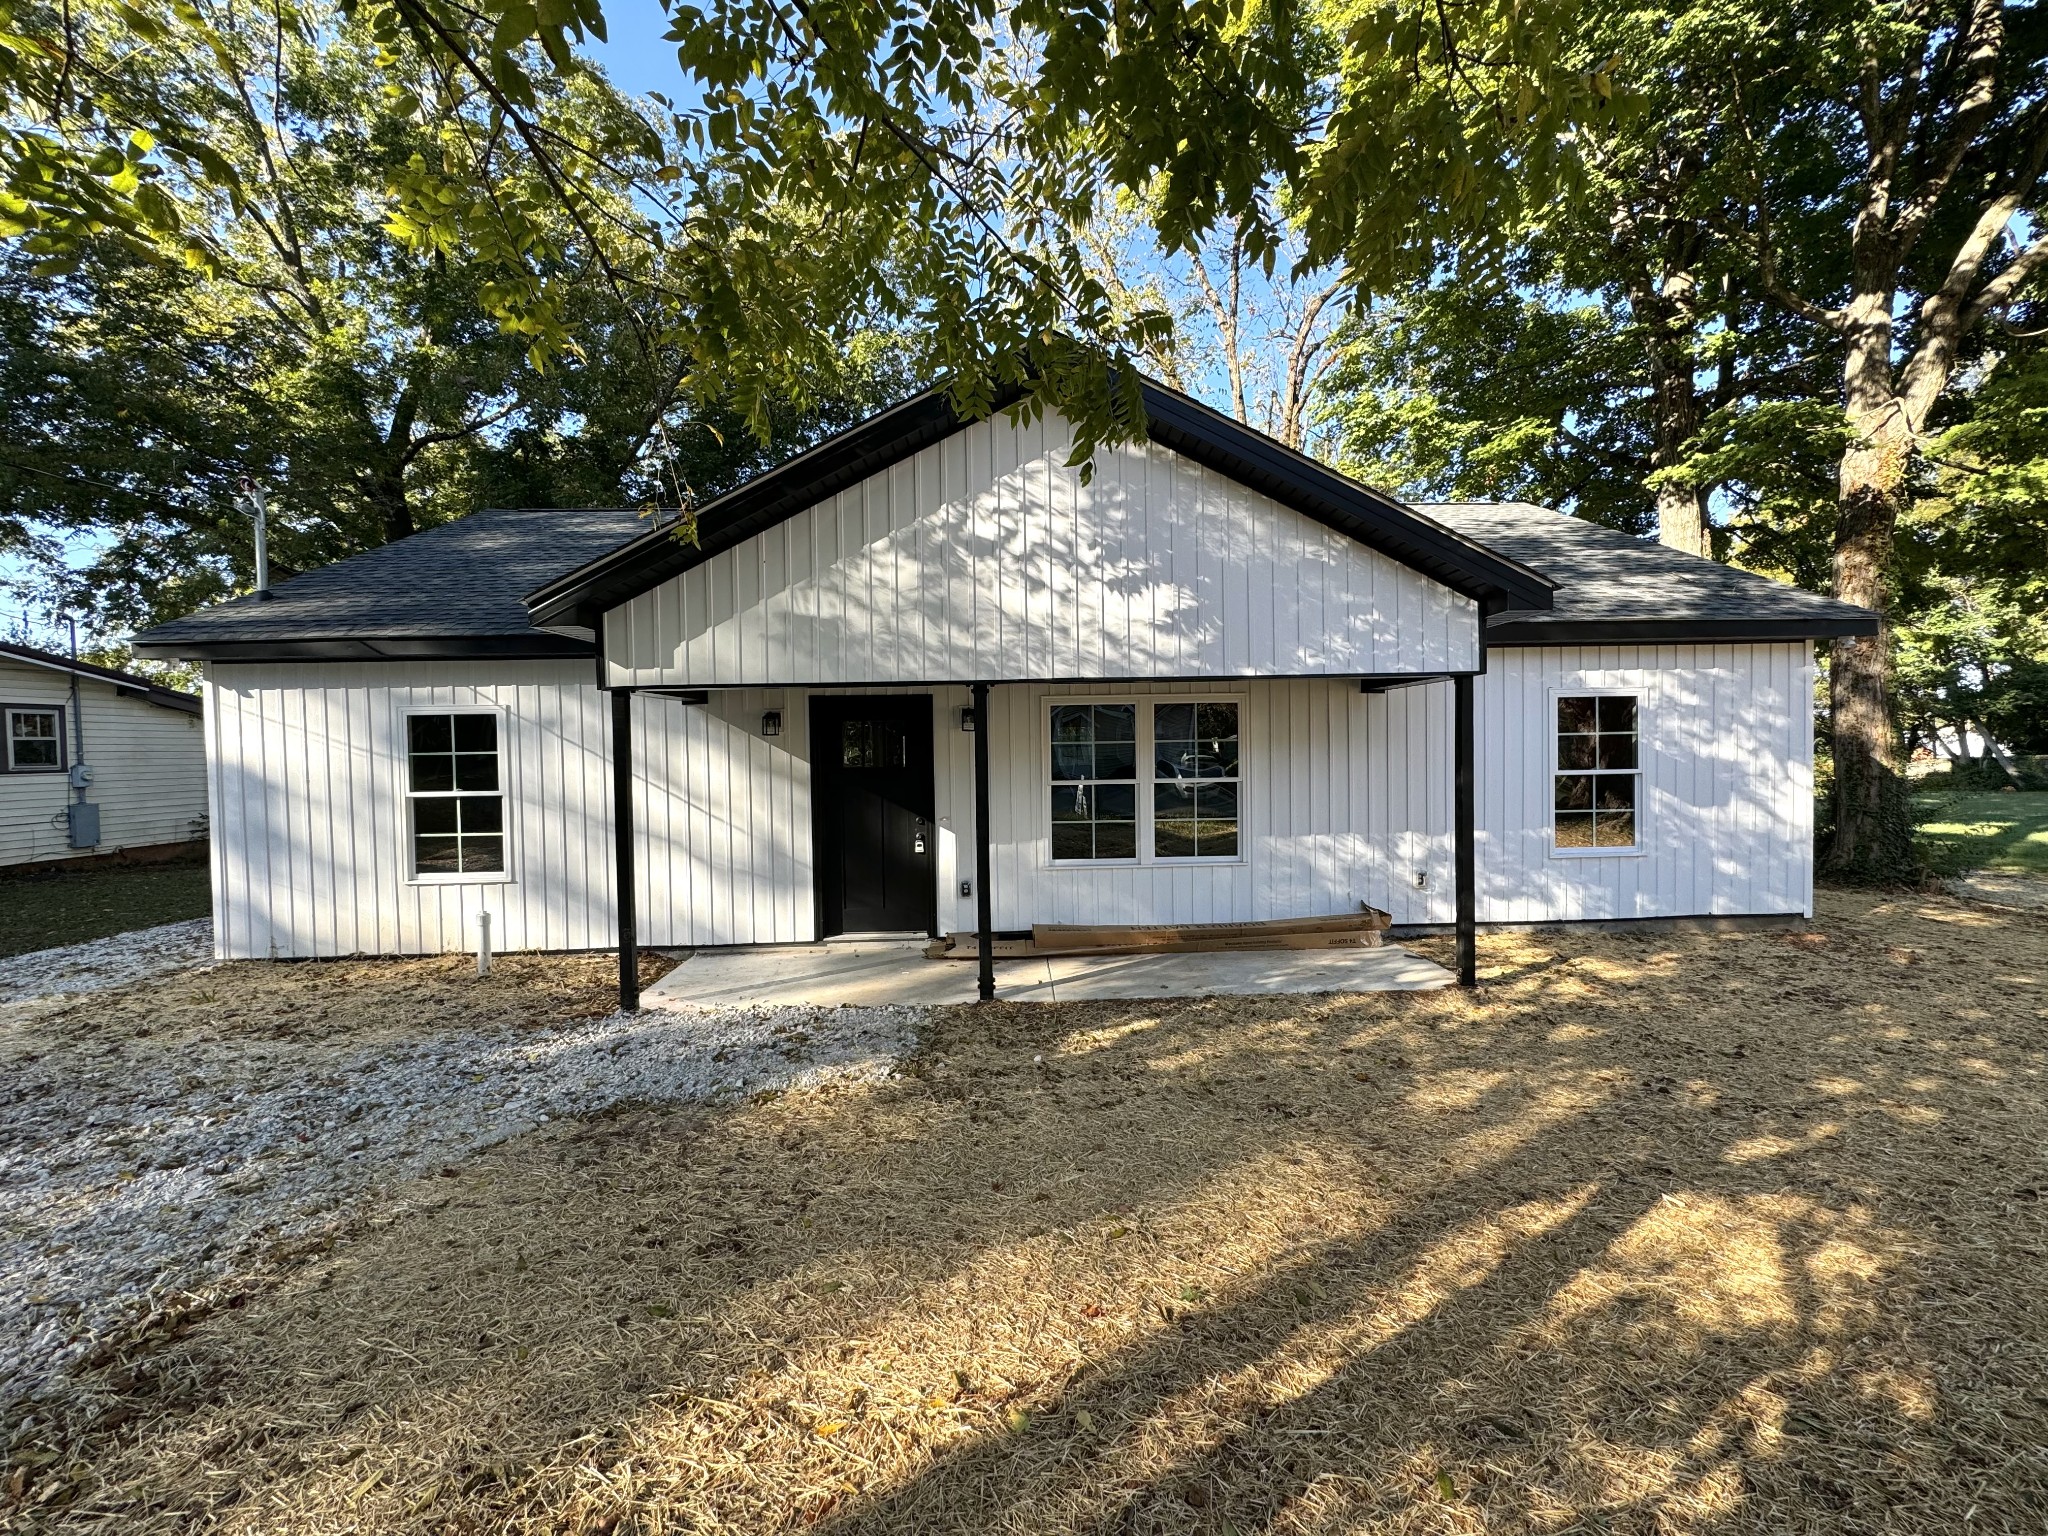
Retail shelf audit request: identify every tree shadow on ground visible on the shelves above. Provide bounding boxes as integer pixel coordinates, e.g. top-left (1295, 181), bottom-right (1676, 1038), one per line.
top-left (20, 890), bottom-right (2048, 1535)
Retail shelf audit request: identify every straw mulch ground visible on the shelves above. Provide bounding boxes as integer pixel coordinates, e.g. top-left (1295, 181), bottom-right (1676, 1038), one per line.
top-left (10, 886), bottom-right (2047, 1534)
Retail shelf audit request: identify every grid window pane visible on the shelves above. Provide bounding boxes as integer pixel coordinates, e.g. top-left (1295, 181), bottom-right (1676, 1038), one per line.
top-left (453, 714), bottom-right (497, 752)
top-left (1555, 814), bottom-right (1596, 848)
top-left (1555, 695), bottom-right (1639, 850)
top-left (1093, 704), bottom-right (1136, 741)
top-left (415, 836), bottom-right (463, 873)
top-left (409, 715), bottom-right (453, 753)
top-left (1051, 822), bottom-right (1093, 861)
top-left (1095, 821), bottom-right (1138, 859)
top-left (408, 712), bottom-right (506, 877)
top-left (1094, 739), bottom-right (1138, 779)
top-left (455, 753), bottom-right (499, 791)
top-left (1598, 696), bottom-right (1637, 733)
top-left (460, 835), bottom-right (506, 872)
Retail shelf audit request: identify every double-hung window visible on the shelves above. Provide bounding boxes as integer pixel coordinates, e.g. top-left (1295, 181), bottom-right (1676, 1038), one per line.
top-left (1049, 699), bottom-right (1241, 863)
top-left (406, 712), bottom-right (505, 877)
top-left (1553, 694), bottom-right (1640, 851)
top-left (4, 706), bottom-right (63, 772)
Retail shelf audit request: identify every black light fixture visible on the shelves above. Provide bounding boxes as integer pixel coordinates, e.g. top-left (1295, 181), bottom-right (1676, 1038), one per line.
top-left (959, 706), bottom-right (977, 733)
top-left (761, 709), bottom-right (782, 737)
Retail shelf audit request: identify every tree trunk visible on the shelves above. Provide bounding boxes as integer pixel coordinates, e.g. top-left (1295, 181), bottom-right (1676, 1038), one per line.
top-left (1823, 340), bottom-right (1916, 880)
top-left (1636, 264), bottom-right (1711, 556)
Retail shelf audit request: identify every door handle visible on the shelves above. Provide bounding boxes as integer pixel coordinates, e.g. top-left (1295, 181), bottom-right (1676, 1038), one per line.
top-left (913, 818), bottom-right (928, 855)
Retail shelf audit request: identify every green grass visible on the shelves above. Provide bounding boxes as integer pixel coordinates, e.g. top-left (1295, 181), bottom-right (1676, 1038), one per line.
top-left (1912, 790), bottom-right (2048, 878)
top-left (0, 858), bottom-right (212, 958)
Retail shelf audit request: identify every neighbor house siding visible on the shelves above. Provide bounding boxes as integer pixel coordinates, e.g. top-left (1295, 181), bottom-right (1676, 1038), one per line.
top-left (603, 412), bottom-right (1480, 689)
top-left (203, 643), bottom-right (1812, 959)
top-left (0, 657), bottom-right (207, 868)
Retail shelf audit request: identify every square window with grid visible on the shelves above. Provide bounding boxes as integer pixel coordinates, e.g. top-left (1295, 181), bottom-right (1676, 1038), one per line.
top-left (1049, 704), bottom-right (1138, 861)
top-left (1554, 695), bottom-right (1639, 850)
top-left (407, 713), bottom-right (505, 876)
top-left (1151, 701), bottom-right (1240, 858)
top-left (5, 707), bottom-right (63, 772)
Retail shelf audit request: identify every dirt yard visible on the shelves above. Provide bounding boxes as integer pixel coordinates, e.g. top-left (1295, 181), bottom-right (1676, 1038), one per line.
top-left (8, 888), bottom-right (2047, 1534)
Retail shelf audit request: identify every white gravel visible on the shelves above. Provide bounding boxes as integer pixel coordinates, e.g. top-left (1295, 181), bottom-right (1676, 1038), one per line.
top-left (0, 930), bottom-right (919, 1421)
top-left (0, 918), bottom-right (216, 1004)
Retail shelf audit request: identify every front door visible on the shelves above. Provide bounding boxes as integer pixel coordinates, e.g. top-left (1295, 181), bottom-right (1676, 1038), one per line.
top-left (811, 696), bottom-right (937, 937)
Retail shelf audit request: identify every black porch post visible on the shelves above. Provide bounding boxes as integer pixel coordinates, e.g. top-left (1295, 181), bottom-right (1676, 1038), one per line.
top-left (1453, 672), bottom-right (1476, 988)
top-left (971, 680), bottom-right (995, 1002)
top-left (611, 687), bottom-right (640, 1013)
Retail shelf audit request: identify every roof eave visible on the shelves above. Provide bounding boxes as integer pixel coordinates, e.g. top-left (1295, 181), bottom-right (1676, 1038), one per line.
top-left (1486, 614), bottom-right (1880, 645)
top-left (130, 632), bottom-right (598, 664)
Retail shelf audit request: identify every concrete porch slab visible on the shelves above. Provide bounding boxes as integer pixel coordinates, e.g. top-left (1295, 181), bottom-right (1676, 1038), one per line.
top-left (642, 938), bottom-right (1453, 1010)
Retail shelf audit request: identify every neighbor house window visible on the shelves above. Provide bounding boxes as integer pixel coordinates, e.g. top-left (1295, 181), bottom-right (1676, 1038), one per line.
top-left (1554, 695), bottom-right (1639, 851)
top-left (4, 706), bottom-right (63, 772)
top-left (406, 712), bottom-right (504, 876)
top-left (1050, 699), bottom-right (1242, 864)
top-left (1152, 701), bottom-right (1240, 858)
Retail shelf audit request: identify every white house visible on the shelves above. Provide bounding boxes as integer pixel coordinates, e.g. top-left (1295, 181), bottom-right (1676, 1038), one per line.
top-left (1, 642), bottom-right (208, 869)
top-left (133, 382), bottom-right (1875, 1003)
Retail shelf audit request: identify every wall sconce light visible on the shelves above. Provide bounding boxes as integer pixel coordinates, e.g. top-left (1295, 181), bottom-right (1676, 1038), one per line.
top-left (959, 707), bottom-right (977, 733)
top-left (761, 709), bottom-right (782, 737)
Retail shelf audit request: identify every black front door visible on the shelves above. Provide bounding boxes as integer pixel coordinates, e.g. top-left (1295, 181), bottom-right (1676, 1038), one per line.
top-left (812, 696), bottom-right (937, 937)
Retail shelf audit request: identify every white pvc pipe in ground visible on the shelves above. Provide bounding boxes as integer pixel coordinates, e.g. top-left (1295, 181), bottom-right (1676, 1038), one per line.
top-left (476, 911), bottom-right (492, 977)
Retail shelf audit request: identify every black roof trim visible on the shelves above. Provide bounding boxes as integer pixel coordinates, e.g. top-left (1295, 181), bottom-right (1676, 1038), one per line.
top-left (1487, 614), bottom-right (1878, 645)
top-left (129, 633), bottom-right (598, 664)
top-left (0, 640), bottom-right (203, 714)
top-left (527, 381), bottom-right (1556, 629)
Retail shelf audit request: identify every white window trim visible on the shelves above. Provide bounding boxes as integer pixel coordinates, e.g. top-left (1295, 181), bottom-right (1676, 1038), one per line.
top-left (3, 703), bottom-right (66, 774)
top-left (1043, 693), bottom-right (1248, 870)
top-left (400, 704), bottom-right (515, 886)
top-left (1547, 685), bottom-right (1649, 860)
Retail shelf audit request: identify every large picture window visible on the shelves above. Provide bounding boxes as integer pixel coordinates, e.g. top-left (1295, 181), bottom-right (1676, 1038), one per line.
top-left (4, 706), bottom-right (64, 772)
top-left (407, 712), bottom-right (505, 877)
top-left (1049, 699), bottom-right (1242, 864)
top-left (1554, 694), bottom-right (1639, 851)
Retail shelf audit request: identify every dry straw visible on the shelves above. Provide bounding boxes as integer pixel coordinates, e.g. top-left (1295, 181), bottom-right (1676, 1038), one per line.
top-left (7, 889), bottom-right (2047, 1533)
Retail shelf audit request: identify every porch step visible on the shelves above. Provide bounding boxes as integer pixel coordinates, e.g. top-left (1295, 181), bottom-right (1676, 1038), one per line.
top-left (929, 908), bottom-right (1391, 960)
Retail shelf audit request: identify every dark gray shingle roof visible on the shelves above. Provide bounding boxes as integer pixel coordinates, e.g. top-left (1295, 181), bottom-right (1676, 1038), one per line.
top-left (1420, 502), bottom-right (1875, 643)
top-left (133, 494), bottom-right (1873, 661)
top-left (131, 506), bottom-right (649, 660)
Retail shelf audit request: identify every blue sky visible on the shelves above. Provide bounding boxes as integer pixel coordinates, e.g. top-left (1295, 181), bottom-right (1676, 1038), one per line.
top-left (577, 1), bottom-right (686, 100)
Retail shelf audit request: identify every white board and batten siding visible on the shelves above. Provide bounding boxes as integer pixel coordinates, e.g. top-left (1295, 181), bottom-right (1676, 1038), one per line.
top-left (603, 412), bottom-right (1480, 688)
top-left (204, 642), bottom-right (1813, 960)
top-left (0, 655), bottom-right (208, 868)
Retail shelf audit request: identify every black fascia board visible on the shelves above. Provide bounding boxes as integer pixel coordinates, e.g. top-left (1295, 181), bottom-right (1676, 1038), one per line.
top-left (526, 380), bottom-right (1557, 631)
top-left (526, 388), bottom-right (970, 631)
top-left (1487, 613), bottom-right (1880, 645)
top-left (1134, 387), bottom-right (1555, 611)
top-left (130, 632), bottom-right (599, 663)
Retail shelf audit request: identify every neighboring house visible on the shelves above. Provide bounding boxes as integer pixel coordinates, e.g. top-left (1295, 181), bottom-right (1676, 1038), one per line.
top-left (0, 642), bottom-right (208, 869)
top-left (133, 382), bottom-right (1876, 1002)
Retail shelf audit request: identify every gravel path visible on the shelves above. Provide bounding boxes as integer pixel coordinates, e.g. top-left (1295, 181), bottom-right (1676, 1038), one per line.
top-left (0, 918), bottom-right (216, 1003)
top-left (0, 934), bottom-right (918, 1421)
